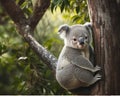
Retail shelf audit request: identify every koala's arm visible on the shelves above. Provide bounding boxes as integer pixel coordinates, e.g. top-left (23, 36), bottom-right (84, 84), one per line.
top-left (71, 56), bottom-right (100, 73)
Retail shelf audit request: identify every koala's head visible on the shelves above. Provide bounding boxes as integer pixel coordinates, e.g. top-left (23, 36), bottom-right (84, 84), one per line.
top-left (58, 23), bottom-right (93, 49)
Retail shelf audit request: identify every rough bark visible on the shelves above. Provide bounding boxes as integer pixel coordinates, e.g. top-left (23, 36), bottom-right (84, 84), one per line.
top-left (88, 0), bottom-right (120, 94)
top-left (0, 0), bottom-right (57, 73)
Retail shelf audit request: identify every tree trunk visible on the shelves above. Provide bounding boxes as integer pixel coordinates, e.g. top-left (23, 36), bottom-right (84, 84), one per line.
top-left (87, 0), bottom-right (120, 94)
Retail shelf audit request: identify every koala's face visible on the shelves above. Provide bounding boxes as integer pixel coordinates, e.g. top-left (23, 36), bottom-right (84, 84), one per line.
top-left (58, 23), bottom-right (92, 50)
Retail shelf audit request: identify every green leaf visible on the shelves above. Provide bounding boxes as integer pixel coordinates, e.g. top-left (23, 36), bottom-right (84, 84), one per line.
top-left (72, 15), bottom-right (80, 22)
top-left (76, 6), bottom-right (80, 14)
top-left (64, 0), bottom-right (70, 6)
top-left (60, 1), bottom-right (65, 12)
top-left (51, 3), bottom-right (55, 13)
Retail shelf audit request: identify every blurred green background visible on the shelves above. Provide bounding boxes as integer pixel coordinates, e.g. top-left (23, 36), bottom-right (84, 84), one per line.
top-left (0, 0), bottom-right (89, 94)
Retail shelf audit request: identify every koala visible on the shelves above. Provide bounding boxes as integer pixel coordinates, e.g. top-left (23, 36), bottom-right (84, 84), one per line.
top-left (56, 23), bottom-right (101, 90)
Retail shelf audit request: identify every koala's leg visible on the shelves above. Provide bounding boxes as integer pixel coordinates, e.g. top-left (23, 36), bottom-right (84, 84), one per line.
top-left (88, 73), bottom-right (101, 85)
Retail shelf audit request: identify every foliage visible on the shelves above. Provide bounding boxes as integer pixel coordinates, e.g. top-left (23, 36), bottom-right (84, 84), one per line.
top-left (51, 0), bottom-right (89, 24)
top-left (0, 0), bottom-right (89, 95)
top-left (0, 21), bottom-right (30, 94)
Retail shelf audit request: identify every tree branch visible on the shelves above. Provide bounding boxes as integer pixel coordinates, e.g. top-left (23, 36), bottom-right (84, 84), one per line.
top-left (0, 0), bottom-right (27, 25)
top-left (0, 0), bottom-right (57, 72)
top-left (20, 26), bottom-right (57, 72)
top-left (29, 0), bottom-right (50, 30)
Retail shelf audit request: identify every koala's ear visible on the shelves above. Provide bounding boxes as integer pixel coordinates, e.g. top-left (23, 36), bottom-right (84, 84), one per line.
top-left (84, 22), bottom-right (93, 33)
top-left (58, 24), bottom-right (70, 39)
top-left (84, 22), bottom-right (93, 43)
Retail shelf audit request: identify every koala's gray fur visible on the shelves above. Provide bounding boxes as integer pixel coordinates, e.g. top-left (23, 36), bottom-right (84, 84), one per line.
top-left (56, 23), bottom-right (101, 90)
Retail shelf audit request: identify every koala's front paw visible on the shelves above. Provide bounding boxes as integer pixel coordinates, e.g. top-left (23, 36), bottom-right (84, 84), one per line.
top-left (89, 73), bottom-right (101, 85)
top-left (95, 65), bottom-right (101, 71)
top-left (95, 73), bottom-right (102, 79)
top-left (91, 65), bottom-right (101, 73)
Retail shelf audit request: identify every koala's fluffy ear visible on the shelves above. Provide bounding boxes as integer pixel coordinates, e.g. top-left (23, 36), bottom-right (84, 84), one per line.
top-left (84, 22), bottom-right (93, 43)
top-left (84, 22), bottom-right (93, 34)
top-left (58, 24), bottom-right (70, 39)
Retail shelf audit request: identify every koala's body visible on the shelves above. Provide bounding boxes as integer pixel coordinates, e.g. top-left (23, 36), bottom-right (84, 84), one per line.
top-left (56, 23), bottom-right (101, 90)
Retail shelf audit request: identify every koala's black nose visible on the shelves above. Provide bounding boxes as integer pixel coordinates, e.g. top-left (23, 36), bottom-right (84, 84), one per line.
top-left (79, 37), bottom-right (84, 45)
top-left (80, 41), bottom-right (84, 45)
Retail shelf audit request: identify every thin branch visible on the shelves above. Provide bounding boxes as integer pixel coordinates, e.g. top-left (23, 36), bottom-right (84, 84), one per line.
top-left (16, 25), bottom-right (57, 72)
top-left (29, 0), bottom-right (50, 30)
top-left (22, 28), bottom-right (57, 72)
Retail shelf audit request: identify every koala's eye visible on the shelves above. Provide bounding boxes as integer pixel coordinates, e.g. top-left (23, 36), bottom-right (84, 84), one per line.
top-left (73, 38), bottom-right (77, 41)
top-left (85, 36), bottom-right (88, 39)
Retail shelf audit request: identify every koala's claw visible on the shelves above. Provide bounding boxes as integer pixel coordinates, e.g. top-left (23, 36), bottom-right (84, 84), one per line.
top-left (96, 73), bottom-right (102, 78)
top-left (94, 74), bottom-right (102, 81)
top-left (93, 65), bottom-right (101, 72)
top-left (89, 73), bottom-right (101, 85)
